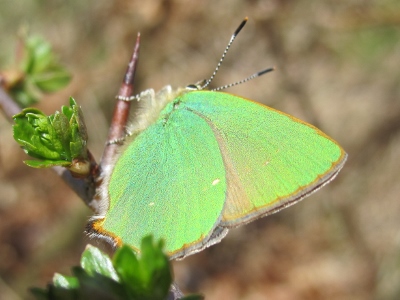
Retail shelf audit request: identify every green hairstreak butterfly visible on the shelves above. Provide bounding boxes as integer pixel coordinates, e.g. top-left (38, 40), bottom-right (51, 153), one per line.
top-left (87, 18), bottom-right (347, 259)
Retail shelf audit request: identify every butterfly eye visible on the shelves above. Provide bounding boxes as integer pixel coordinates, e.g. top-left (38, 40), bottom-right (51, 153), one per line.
top-left (186, 80), bottom-right (206, 91)
top-left (185, 84), bottom-right (199, 90)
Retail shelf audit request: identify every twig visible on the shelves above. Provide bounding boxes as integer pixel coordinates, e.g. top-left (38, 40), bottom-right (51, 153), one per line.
top-left (100, 33), bottom-right (141, 169)
top-left (0, 85), bottom-right (98, 205)
top-left (1, 32), bottom-right (186, 300)
top-left (0, 34), bottom-right (142, 207)
top-left (0, 85), bottom-right (21, 121)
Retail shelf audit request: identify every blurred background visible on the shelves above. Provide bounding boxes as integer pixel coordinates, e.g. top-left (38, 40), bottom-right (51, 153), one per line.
top-left (0, 1), bottom-right (399, 299)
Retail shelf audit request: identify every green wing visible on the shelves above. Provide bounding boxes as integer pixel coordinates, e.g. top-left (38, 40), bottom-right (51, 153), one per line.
top-left (100, 89), bottom-right (346, 258)
top-left (180, 91), bottom-right (347, 227)
top-left (104, 107), bottom-right (227, 259)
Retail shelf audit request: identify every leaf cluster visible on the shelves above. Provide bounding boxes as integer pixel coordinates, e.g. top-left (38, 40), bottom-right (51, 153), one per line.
top-left (13, 97), bottom-right (88, 170)
top-left (31, 236), bottom-right (202, 300)
top-left (5, 35), bottom-right (71, 107)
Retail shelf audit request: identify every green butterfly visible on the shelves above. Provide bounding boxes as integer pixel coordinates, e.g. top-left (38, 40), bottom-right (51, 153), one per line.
top-left (87, 19), bottom-right (347, 259)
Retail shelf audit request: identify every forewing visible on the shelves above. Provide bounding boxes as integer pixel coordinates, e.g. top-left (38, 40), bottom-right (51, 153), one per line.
top-left (181, 91), bottom-right (347, 227)
top-left (103, 106), bottom-right (226, 258)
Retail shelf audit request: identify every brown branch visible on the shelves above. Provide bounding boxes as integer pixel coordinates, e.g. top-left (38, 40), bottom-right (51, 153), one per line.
top-left (0, 84), bottom-right (98, 205)
top-left (0, 85), bottom-right (21, 121)
top-left (100, 33), bottom-right (141, 169)
top-left (0, 34), bottom-right (142, 208)
top-left (1, 33), bottom-right (186, 299)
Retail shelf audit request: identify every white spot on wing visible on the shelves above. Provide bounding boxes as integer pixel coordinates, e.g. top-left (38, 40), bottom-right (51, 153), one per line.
top-left (149, 202), bottom-right (155, 206)
top-left (212, 179), bottom-right (220, 186)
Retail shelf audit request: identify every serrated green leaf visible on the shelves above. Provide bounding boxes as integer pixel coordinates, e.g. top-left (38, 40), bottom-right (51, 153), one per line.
top-left (13, 109), bottom-right (64, 160)
top-left (52, 112), bottom-right (72, 159)
top-left (11, 88), bottom-right (37, 108)
top-left (18, 107), bottom-right (45, 117)
top-left (21, 76), bottom-right (44, 104)
top-left (113, 245), bottom-right (141, 296)
top-left (30, 239), bottom-right (194, 300)
top-left (53, 273), bottom-right (79, 289)
top-left (67, 98), bottom-right (88, 159)
top-left (9, 35), bottom-right (71, 107)
top-left (73, 267), bottom-right (128, 300)
top-left (138, 236), bottom-right (172, 299)
top-left (13, 99), bottom-right (88, 170)
top-left (69, 140), bottom-right (83, 159)
top-left (112, 236), bottom-right (172, 299)
top-left (61, 98), bottom-right (74, 118)
top-left (23, 36), bottom-right (54, 74)
top-left (24, 159), bottom-right (71, 168)
top-left (13, 109), bottom-right (63, 160)
top-left (33, 69), bottom-right (72, 92)
top-left (81, 245), bottom-right (119, 281)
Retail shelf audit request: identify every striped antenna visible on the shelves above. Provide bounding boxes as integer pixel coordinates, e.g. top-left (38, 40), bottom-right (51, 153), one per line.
top-left (200, 17), bottom-right (248, 90)
top-left (212, 67), bottom-right (275, 91)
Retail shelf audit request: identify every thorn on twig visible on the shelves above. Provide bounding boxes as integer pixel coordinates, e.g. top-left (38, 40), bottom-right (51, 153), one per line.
top-left (100, 33), bottom-right (141, 169)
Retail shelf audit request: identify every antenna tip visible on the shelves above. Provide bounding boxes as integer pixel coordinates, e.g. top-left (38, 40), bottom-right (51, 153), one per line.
top-left (256, 67), bottom-right (275, 77)
top-left (234, 18), bottom-right (248, 36)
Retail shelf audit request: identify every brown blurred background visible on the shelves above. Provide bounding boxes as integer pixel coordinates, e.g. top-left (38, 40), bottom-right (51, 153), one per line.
top-left (0, 1), bottom-right (399, 299)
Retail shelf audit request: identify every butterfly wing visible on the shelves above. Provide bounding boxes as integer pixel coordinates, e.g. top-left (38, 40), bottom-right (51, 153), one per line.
top-left (102, 106), bottom-right (227, 258)
top-left (180, 91), bottom-right (347, 227)
top-left (96, 89), bottom-right (346, 258)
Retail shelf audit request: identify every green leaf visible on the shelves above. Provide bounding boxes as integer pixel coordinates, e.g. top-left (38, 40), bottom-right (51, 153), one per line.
top-left (32, 68), bottom-right (72, 92)
top-left (66, 98), bottom-right (88, 159)
top-left (113, 245), bottom-right (140, 284)
top-left (113, 236), bottom-right (172, 299)
top-left (53, 273), bottom-right (79, 289)
top-left (13, 109), bottom-right (63, 160)
top-left (11, 88), bottom-right (37, 108)
top-left (13, 98), bottom-right (89, 173)
top-left (73, 267), bottom-right (128, 300)
top-left (24, 159), bottom-right (71, 168)
top-left (139, 237), bottom-right (172, 298)
top-left (30, 237), bottom-right (200, 300)
top-left (8, 35), bottom-right (71, 107)
top-left (21, 36), bottom-right (54, 74)
top-left (81, 245), bottom-right (119, 281)
top-left (52, 112), bottom-right (72, 159)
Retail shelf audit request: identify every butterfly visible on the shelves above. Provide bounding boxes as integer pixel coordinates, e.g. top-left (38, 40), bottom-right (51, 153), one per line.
top-left (87, 18), bottom-right (347, 259)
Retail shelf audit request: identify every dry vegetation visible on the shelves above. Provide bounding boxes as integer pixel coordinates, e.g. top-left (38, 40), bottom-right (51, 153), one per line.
top-left (0, 1), bottom-right (399, 299)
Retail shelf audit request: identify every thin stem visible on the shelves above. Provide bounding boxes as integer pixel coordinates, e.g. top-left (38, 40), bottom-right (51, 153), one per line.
top-left (0, 85), bottom-right (21, 121)
top-left (100, 33), bottom-right (141, 169)
top-left (0, 85), bottom-right (97, 205)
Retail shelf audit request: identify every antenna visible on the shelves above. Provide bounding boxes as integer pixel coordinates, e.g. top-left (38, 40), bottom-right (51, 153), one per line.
top-left (200, 17), bottom-right (248, 90)
top-left (212, 67), bottom-right (275, 92)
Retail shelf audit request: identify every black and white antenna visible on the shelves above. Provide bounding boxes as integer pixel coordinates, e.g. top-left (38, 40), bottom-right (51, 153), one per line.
top-left (211, 67), bottom-right (275, 92)
top-left (191, 17), bottom-right (274, 92)
top-left (199, 17), bottom-right (249, 90)
top-left (119, 17), bottom-right (274, 101)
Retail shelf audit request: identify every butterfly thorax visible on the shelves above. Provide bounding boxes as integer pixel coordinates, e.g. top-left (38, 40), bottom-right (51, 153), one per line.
top-left (126, 85), bottom-right (197, 137)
